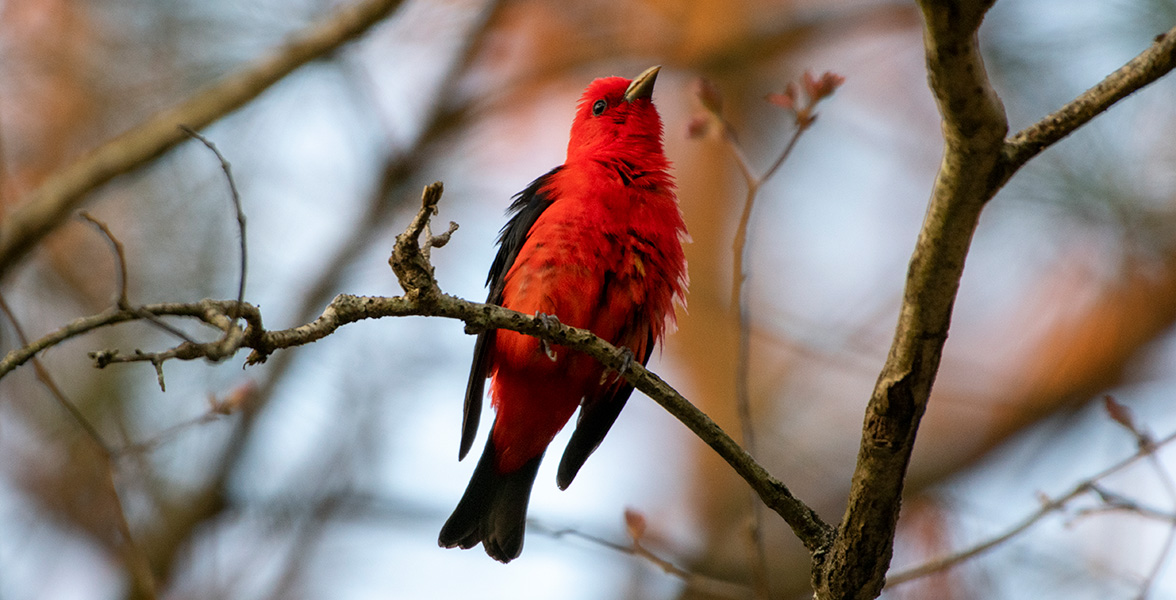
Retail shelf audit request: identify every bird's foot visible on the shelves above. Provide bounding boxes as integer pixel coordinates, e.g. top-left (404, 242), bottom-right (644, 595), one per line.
top-left (616, 347), bottom-right (635, 376)
top-left (534, 312), bottom-right (561, 361)
top-left (602, 347), bottom-right (636, 385)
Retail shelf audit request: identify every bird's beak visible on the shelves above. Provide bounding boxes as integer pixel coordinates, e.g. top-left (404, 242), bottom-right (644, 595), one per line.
top-left (624, 66), bottom-right (661, 103)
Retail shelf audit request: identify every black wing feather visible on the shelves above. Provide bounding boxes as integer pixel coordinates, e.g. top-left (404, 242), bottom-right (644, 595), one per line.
top-left (556, 328), bottom-right (656, 489)
top-left (459, 167), bottom-right (563, 460)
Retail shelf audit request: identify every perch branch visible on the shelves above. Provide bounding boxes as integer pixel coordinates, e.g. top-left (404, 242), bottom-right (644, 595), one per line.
top-left (0, 184), bottom-right (835, 552)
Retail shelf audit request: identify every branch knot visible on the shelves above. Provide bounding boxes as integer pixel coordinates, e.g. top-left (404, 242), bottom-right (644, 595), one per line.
top-left (390, 182), bottom-right (447, 303)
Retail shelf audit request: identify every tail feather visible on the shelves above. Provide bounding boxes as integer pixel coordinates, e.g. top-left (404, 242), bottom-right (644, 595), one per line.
top-left (439, 434), bottom-right (543, 563)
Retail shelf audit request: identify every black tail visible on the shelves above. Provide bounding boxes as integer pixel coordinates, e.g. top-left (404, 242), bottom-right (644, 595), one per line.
top-left (438, 433), bottom-right (543, 563)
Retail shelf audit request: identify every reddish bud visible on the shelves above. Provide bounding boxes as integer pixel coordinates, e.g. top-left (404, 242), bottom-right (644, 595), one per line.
top-left (804, 70), bottom-right (845, 102)
top-left (766, 82), bottom-right (798, 110)
top-left (211, 380), bottom-right (258, 415)
top-left (686, 114), bottom-right (712, 139)
top-left (693, 77), bottom-right (724, 115)
top-left (1102, 395), bottom-right (1137, 433)
top-left (1103, 394), bottom-right (1154, 448)
top-left (624, 508), bottom-right (647, 541)
top-left (801, 71), bottom-right (820, 99)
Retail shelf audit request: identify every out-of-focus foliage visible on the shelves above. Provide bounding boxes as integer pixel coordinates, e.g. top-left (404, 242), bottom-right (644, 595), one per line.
top-left (2, 0), bottom-right (1176, 599)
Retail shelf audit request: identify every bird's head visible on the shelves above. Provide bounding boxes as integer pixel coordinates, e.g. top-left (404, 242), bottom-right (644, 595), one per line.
top-left (566, 66), bottom-right (666, 164)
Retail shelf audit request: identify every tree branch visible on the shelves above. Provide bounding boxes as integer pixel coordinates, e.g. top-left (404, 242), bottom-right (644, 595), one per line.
top-left (815, 1), bottom-right (1008, 597)
top-left (1001, 24), bottom-right (1176, 178)
top-left (886, 427), bottom-right (1176, 587)
top-left (179, 127), bottom-right (249, 343)
top-left (0, 0), bottom-right (407, 281)
top-left (0, 184), bottom-right (835, 552)
top-left (533, 515), bottom-right (753, 599)
top-left (816, 4), bottom-right (1176, 599)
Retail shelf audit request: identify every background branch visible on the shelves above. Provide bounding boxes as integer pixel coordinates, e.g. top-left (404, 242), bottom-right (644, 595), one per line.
top-left (887, 427), bottom-right (1176, 587)
top-left (693, 71), bottom-right (842, 598)
top-left (532, 517), bottom-right (752, 599)
top-left (0, 0), bottom-right (407, 280)
top-left (76, 212), bottom-right (202, 345)
top-left (0, 294), bottom-right (157, 600)
top-left (0, 7), bottom-right (500, 591)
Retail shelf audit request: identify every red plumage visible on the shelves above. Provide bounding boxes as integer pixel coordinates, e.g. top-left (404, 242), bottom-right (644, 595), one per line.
top-left (439, 66), bottom-right (688, 562)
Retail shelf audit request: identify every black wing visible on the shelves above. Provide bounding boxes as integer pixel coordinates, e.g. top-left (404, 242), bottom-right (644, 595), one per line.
top-left (459, 167), bottom-right (563, 460)
top-left (556, 328), bottom-right (655, 489)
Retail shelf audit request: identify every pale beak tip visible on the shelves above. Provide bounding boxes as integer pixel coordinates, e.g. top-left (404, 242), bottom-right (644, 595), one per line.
top-left (624, 65), bottom-right (661, 102)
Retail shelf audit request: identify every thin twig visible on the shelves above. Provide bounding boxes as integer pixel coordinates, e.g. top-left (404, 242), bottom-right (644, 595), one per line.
top-left (707, 72), bottom-right (835, 598)
top-left (126, 4), bottom-right (503, 585)
top-left (388, 182), bottom-right (445, 301)
top-left (0, 118), bottom-right (9, 207)
top-left (0, 299), bottom-right (255, 379)
top-left (0, 294), bottom-right (112, 453)
top-left (103, 469), bottom-right (158, 600)
top-left (114, 411), bottom-right (224, 457)
top-left (1136, 451), bottom-right (1176, 599)
top-left (1000, 23), bottom-right (1176, 179)
top-left (78, 212), bottom-right (130, 307)
top-left (534, 523), bottom-right (751, 599)
top-left (78, 211), bottom-right (198, 344)
top-left (265, 477), bottom-right (347, 600)
top-left (1103, 396), bottom-right (1176, 599)
top-left (886, 428), bottom-right (1176, 587)
top-left (0, 292), bottom-right (157, 599)
top-left (1076, 499), bottom-right (1176, 524)
top-left (179, 127), bottom-right (248, 341)
top-left (728, 122), bottom-right (810, 599)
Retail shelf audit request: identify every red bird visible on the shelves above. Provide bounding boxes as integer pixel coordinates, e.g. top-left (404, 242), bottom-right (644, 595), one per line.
top-left (438, 66), bottom-right (688, 563)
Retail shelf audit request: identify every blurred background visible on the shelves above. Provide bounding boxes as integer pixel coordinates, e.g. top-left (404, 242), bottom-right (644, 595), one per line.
top-left (3, 0), bottom-right (1176, 598)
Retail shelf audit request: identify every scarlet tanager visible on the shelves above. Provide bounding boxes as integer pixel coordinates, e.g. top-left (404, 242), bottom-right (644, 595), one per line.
top-left (438, 66), bottom-right (688, 563)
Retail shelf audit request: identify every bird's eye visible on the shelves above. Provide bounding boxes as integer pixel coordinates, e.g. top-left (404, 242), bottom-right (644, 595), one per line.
top-left (591, 99), bottom-right (607, 116)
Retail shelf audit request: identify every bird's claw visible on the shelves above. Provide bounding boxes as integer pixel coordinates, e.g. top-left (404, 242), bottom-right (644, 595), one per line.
top-left (616, 347), bottom-right (635, 376)
top-left (602, 347), bottom-right (636, 385)
top-left (534, 312), bottom-right (561, 361)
